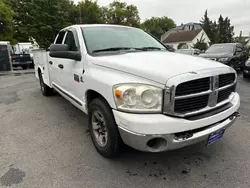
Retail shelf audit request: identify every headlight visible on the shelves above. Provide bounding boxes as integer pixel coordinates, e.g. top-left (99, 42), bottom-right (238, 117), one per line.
top-left (113, 84), bottom-right (163, 113)
top-left (218, 58), bottom-right (229, 62)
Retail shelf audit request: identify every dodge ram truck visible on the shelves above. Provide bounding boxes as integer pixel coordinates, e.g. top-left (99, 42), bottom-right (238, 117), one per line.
top-left (33, 24), bottom-right (240, 158)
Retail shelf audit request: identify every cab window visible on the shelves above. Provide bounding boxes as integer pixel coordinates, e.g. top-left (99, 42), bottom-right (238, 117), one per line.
top-left (64, 31), bottom-right (78, 51)
top-left (55, 31), bottom-right (66, 44)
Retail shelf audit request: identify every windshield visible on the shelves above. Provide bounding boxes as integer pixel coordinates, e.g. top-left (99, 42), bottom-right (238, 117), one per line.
top-left (206, 45), bottom-right (234, 53)
top-left (81, 26), bottom-right (167, 55)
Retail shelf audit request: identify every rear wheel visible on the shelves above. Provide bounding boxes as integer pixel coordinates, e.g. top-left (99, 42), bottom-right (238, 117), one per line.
top-left (39, 72), bottom-right (53, 96)
top-left (88, 98), bottom-right (122, 158)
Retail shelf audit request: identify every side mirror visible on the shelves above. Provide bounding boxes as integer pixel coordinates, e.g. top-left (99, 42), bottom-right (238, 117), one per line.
top-left (49, 44), bottom-right (81, 61)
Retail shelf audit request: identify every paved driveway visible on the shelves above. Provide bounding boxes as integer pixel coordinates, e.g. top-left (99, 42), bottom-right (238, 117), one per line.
top-left (0, 73), bottom-right (250, 188)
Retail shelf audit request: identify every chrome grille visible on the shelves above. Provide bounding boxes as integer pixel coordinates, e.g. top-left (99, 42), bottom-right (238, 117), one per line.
top-left (218, 85), bottom-right (236, 103)
top-left (175, 77), bottom-right (210, 96)
top-left (164, 72), bottom-right (237, 117)
top-left (219, 73), bottom-right (236, 88)
top-left (175, 95), bottom-right (209, 113)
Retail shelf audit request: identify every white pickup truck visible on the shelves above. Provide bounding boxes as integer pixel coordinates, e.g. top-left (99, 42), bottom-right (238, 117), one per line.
top-left (34, 24), bottom-right (240, 158)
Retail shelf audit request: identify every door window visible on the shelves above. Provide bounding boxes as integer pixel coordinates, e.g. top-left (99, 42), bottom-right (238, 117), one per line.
top-left (55, 31), bottom-right (66, 44)
top-left (64, 31), bottom-right (78, 51)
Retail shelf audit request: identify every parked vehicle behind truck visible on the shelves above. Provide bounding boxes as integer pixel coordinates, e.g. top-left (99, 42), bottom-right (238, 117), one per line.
top-left (12, 43), bottom-right (33, 69)
top-left (199, 43), bottom-right (249, 70)
top-left (34, 25), bottom-right (240, 158)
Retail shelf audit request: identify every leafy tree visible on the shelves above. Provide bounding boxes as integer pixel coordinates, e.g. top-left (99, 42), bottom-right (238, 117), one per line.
top-left (200, 10), bottom-right (216, 44)
top-left (0, 0), bottom-right (15, 43)
top-left (200, 10), bottom-right (234, 44)
top-left (102, 1), bottom-right (140, 27)
top-left (192, 33), bottom-right (208, 51)
top-left (77, 0), bottom-right (103, 24)
top-left (142, 16), bottom-right (176, 39)
top-left (5, 0), bottom-right (75, 48)
top-left (217, 15), bottom-right (234, 43)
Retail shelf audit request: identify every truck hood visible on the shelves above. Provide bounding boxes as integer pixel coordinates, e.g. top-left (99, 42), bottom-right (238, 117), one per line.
top-left (199, 52), bottom-right (233, 59)
top-left (92, 51), bottom-right (227, 84)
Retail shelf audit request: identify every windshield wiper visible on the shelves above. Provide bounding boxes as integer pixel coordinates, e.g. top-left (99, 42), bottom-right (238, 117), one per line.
top-left (92, 47), bottom-right (166, 54)
top-left (136, 47), bottom-right (165, 51)
top-left (92, 47), bottom-right (137, 54)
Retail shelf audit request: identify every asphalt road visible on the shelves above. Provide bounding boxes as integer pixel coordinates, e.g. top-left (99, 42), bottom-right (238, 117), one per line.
top-left (0, 72), bottom-right (250, 188)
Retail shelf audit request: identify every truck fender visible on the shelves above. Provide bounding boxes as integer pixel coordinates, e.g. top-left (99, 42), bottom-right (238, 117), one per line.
top-left (36, 65), bottom-right (44, 80)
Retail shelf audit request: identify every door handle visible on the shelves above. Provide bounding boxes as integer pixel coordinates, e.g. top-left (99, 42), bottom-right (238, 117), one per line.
top-left (49, 61), bottom-right (53, 65)
top-left (58, 64), bottom-right (64, 69)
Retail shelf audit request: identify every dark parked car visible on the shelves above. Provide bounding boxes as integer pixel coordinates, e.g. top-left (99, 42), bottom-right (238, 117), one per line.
top-left (199, 43), bottom-right (249, 70)
top-left (10, 53), bottom-right (32, 70)
top-left (243, 59), bottom-right (250, 78)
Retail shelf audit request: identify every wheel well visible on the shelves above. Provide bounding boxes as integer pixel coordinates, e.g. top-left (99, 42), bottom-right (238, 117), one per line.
top-left (86, 90), bottom-right (109, 109)
top-left (38, 67), bottom-right (42, 75)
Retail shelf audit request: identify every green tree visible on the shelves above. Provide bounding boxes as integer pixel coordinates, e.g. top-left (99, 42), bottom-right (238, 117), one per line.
top-left (200, 10), bottom-right (216, 44)
top-left (102, 1), bottom-right (140, 27)
top-left (142, 16), bottom-right (176, 39)
top-left (200, 10), bottom-right (234, 44)
top-left (0, 0), bottom-right (15, 43)
top-left (77, 0), bottom-right (103, 24)
top-left (6, 0), bottom-right (75, 48)
top-left (192, 33), bottom-right (208, 51)
top-left (217, 15), bottom-right (234, 43)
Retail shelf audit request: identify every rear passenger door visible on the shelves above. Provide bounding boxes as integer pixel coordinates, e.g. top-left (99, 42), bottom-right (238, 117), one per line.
top-left (49, 31), bottom-right (66, 87)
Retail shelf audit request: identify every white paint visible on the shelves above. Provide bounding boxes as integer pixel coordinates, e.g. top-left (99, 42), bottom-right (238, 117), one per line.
top-left (113, 93), bottom-right (240, 134)
top-left (33, 25), bottom-right (240, 149)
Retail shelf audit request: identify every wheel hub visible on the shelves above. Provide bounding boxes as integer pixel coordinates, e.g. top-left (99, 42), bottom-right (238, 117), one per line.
top-left (92, 111), bottom-right (108, 147)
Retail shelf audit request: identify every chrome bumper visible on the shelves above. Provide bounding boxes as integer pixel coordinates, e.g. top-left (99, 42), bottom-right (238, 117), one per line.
top-left (118, 112), bottom-right (240, 152)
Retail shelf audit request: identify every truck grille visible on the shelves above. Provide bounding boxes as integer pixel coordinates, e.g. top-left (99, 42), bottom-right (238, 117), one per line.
top-left (218, 85), bottom-right (236, 103)
top-left (175, 77), bottom-right (210, 96)
top-left (164, 72), bottom-right (236, 117)
top-left (219, 73), bottom-right (236, 88)
top-left (175, 95), bottom-right (209, 113)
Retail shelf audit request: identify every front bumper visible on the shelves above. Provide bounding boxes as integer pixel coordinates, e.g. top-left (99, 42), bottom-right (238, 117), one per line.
top-left (113, 93), bottom-right (240, 152)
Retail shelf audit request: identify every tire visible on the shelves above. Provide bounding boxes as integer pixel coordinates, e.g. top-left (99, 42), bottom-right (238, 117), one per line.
top-left (22, 64), bottom-right (29, 70)
top-left (88, 98), bottom-right (122, 158)
top-left (39, 72), bottom-right (53, 96)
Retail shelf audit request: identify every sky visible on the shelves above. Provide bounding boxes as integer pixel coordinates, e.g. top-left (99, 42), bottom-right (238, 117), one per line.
top-left (74, 0), bottom-right (250, 37)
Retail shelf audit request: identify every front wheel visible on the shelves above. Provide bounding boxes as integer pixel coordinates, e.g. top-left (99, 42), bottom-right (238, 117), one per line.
top-left (88, 98), bottom-right (122, 158)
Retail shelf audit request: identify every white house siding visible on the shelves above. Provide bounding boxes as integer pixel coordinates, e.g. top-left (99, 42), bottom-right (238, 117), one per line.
top-left (164, 29), bottom-right (211, 50)
top-left (192, 30), bottom-right (211, 47)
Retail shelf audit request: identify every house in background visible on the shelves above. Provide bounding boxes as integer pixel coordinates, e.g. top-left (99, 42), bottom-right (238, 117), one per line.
top-left (161, 22), bottom-right (211, 50)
